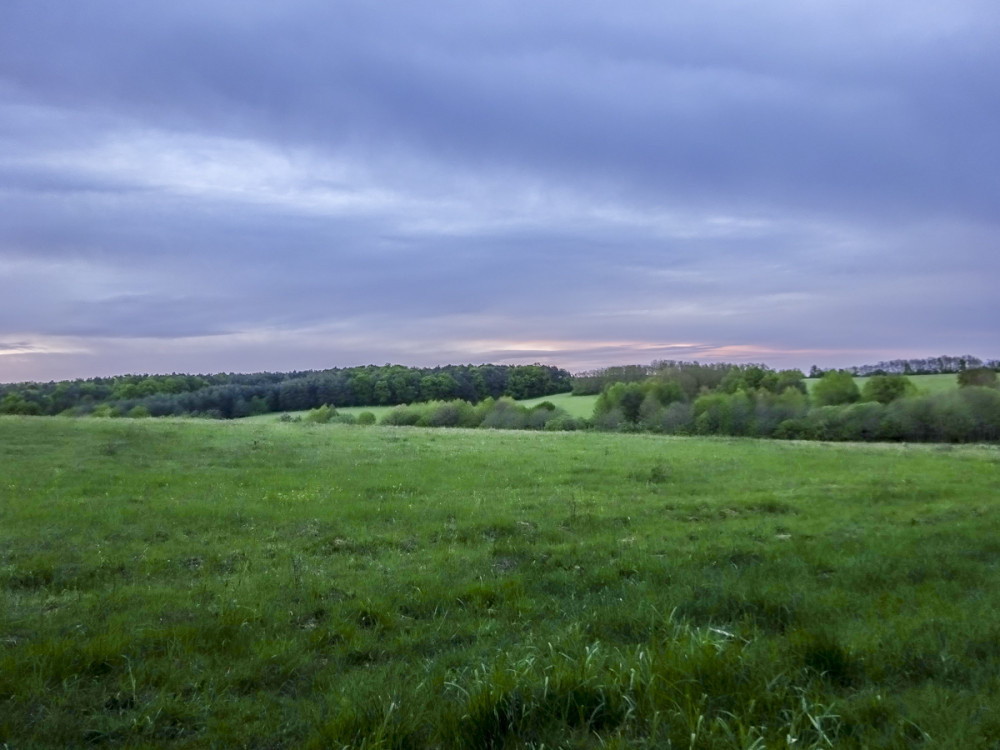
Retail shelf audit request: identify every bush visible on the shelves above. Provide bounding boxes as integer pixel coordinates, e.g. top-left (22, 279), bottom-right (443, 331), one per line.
top-left (661, 401), bottom-right (694, 434)
top-left (812, 370), bottom-right (860, 407)
top-left (543, 412), bottom-right (580, 431)
top-left (837, 402), bottom-right (886, 441)
top-left (480, 398), bottom-right (528, 430)
top-left (90, 404), bottom-right (122, 418)
top-left (382, 405), bottom-right (425, 426)
top-left (305, 404), bottom-right (335, 423)
top-left (356, 411), bottom-right (377, 426)
top-left (774, 418), bottom-right (810, 440)
top-left (529, 401), bottom-right (556, 412)
top-left (753, 388), bottom-right (809, 437)
top-left (594, 408), bottom-right (625, 431)
top-left (595, 383), bottom-right (644, 423)
top-left (958, 368), bottom-right (998, 389)
top-left (638, 394), bottom-right (664, 432)
top-left (648, 378), bottom-right (685, 405)
top-left (958, 387), bottom-right (1000, 441)
top-left (524, 407), bottom-right (552, 430)
top-left (692, 392), bottom-right (755, 436)
top-left (881, 397), bottom-right (937, 442)
top-left (861, 375), bottom-right (915, 404)
top-left (0, 393), bottom-right (42, 415)
top-left (420, 401), bottom-right (478, 428)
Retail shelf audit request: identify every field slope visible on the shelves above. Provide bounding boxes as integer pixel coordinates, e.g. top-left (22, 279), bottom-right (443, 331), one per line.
top-left (1, 417), bottom-right (999, 747)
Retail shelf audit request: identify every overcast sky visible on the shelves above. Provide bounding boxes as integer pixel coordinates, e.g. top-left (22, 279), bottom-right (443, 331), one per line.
top-left (1, 1), bottom-right (998, 382)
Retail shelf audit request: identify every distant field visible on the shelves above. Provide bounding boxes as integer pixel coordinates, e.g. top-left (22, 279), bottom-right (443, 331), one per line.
top-left (511, 391), bottom-right (598, 418)
top-left (244, 377), bottom-right (961, 425)
top-left (246, 391), bottom-right (600, 423)
top-left (2, 416), bottom-right (999, 747)
top-left (242, 403), bottom-right (396, 423)
top-left (805, 372), bottom-right (958, 395)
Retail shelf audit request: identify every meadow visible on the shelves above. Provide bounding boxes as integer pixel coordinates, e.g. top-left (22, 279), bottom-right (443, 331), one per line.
top-left (804, 373), bottom-right (958, 397)
top-left (1, 416), bottom-right (999, 748)
top-left (241, 392), bottom-right (600, 424)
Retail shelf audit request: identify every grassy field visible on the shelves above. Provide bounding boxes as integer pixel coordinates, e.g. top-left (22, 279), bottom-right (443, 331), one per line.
top-left (508, 392), bottom-right (598, 418)
top-left (245, 392), bottom-right (601, 423)
top-left (805, 373), bottom-right (959, 396)
top-left (2, 417), bottom-right (999, 748)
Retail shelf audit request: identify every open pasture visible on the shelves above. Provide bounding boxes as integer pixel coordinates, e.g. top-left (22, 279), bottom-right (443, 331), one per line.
top-left (1, 417), bottom-right (999, 747)
top-left (509, 392), bottom-right (599, 419)
top-left (804, 372), bottom-right (959, 397)
top-left (244, 391), bottom-right (599, 423)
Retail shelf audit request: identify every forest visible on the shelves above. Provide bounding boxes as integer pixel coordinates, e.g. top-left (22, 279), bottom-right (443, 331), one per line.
top-left (584, 363), bottom-right (999, 443)
top-left (0, 363), bottom-right (571, 419)
top-left (3, 356), bottom-right (998, 443)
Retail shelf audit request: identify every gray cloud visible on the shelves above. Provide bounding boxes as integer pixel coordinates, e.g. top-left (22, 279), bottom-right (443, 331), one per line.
top-left (1, 0), bottom-right (998, 380)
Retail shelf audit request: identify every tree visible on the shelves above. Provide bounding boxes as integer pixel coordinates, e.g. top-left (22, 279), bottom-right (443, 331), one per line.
top-left (0, 392), bottom-right (41, 415)
top-left (505, 365), bottom-right (552, 400)
top-left (860, 375), bottom-right (915, 404)
top-left (812, 370), bottom-right (860, 407)
top-left (619, 384), bottom-right (645, 423)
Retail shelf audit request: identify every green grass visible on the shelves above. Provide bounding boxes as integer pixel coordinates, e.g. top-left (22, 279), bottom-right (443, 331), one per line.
top-left (245, 391), bottom-right (600, 423)
top-left (2, 416), bottom-right (999, 747)
top-left (899, 373), bottom-right (962, 395)
top-left (513, 392), bottom-right (598, 418)
top-left (806, 373), bottom-right (959, 396)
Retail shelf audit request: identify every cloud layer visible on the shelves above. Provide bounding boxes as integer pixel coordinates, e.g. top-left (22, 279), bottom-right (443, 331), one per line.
top-left (1, 0), bottom-right (998, 381)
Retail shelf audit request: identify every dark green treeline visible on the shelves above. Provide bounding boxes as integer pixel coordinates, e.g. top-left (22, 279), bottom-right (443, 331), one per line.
top-left (0, 363), bottom-right (571, 419)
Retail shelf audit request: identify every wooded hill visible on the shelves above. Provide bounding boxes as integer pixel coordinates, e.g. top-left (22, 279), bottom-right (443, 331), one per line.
top-left (0, 363), bottom-right (571, 418)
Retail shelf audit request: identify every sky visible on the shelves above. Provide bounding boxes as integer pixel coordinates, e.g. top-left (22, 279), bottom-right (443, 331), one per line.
top-left (1, 0), bottom-right (998, 383)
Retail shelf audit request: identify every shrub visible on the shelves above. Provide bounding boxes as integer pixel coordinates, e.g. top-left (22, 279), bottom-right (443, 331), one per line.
top-left (0, 393), bottom-right (42, 415)
top-left (481, 398), bottom-right (528, 430)
top-left (928, 392), bottom-right (976, 443)
top-left (648, 377), bottom-right (685, 405)
top-left (861, 375), bottom-right (915, 404)
top-left (543, 413), bottom-right (580, 431)
top-left (529, 401), bottom-right (556, 412)
top-left (305, 404), bottom-right (335, 423)
top-left (638, 394), bottom-right (665, 432)
top-left (800, 406), bottom-right (844, 441)
top-left (692, 392), bottom-right (754, 435)
top-left (593, 408), bottom-right (625, 431)
top-left (958, 368), bottom-right (999, 389)
top-left (421, 401), bottom-right (477, 428)
top-left (812, 370), bottom-right (861, 407)
top-left (958, 387), bottom-right (1000, 441)
top-left (880, 394), bottom-right (979, 443)
top-left (382, 405), bottom-right (425, 426)
top-left (661, 401), bottom-right (694, 434)
top-left (524, 406), bottom-right (552, 430)
top-left (837, 402), bottom-right (886, 441)
top-left (90, 404), bottom-right (122, 418)
top-left (754, 388), bottom-right (808, 437)
top-left (880, 398), bottom-right (926, 441)
top-left (356, 411), bottom-right (377, 426)
top-left (774, 418), bottom-right (810, 440)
